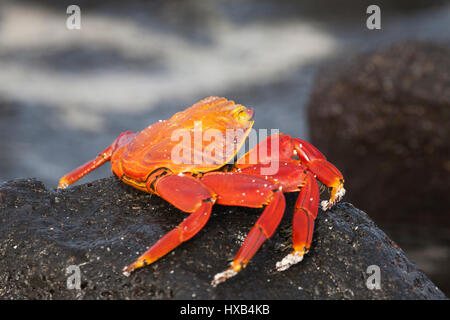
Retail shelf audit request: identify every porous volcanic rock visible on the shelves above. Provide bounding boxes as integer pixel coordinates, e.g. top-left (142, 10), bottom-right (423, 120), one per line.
top-left (0, 177), bottom-right (446, 299)
top-left (307, 41), bottom-right (450, 295)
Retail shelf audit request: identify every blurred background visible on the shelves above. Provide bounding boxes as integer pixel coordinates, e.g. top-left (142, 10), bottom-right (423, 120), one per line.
top-left (0, 0), bottom-right (449, 295)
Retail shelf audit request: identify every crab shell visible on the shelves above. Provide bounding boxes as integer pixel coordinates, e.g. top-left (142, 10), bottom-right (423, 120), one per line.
top-left (113, 97), bottom-right (255, 186)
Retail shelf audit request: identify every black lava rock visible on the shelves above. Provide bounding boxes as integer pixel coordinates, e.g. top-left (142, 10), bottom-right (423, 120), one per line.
top-left (307, 41), bottom-right (450, 295)
top-left (0, 177), bottom-right (446, 299)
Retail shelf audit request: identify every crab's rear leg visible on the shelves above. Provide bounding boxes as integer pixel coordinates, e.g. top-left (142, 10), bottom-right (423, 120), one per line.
top-left (290, 138), bottom-right (345, 210)
top-left (58, 131), bottom-right (135, 188)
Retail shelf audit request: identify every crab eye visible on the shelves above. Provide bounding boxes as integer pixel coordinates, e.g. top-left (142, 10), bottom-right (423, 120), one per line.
top-left (236, 107), bottom-right (254, 121)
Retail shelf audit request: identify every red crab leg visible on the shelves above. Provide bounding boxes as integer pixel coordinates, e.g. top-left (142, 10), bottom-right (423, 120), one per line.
top-left (198, 172), bottom-right (286, 286)
top-left (292, 138), bottom-right (345, 210)
top-left (211, 191), bottom-right (285, 286)
top-left (123, 174), bottom-right (216, 276)
top-left (238, 160), bottom-right (309, 193)
top-left (236, 134), bottom-right (344, 210)
top-left (58, 145), bottom-right (113, 188)
top-left (228, 163), bottom-right (321, 272)
top-left (276, 172), bottom-right (319, 271)
top-left (236, 133), bottom-right (294, 167)
top-left (58, 131), bottom-right (135, 188)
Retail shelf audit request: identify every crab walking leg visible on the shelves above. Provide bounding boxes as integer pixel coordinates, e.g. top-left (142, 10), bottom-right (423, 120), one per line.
top-left (58, 131), bottom-right (135, 188)
top-left (123, 174), bottom-right (216, 276)
top-left (211, 191), bottom-right (285, 286)
top-left (236, 134), bottom-right (344, 210)
top-left (58, 145), bottom-right (113, 188)
top-left (123, 200), bottom-right (213, 276)
top-left (276, 172), bottom-right (319, 271)
top-left (236, 133), bottom-right (294, 167)
top-left (292, 138), bottom-right (345, 210)
top-left (200, 172), bottom-right (287, 286)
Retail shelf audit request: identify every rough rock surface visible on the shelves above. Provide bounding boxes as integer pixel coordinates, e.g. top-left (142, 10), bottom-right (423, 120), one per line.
top-left (308, 42), bottom-right (449, 217)
top-left (308, 42), bottom-right (450, 294)
top-left (0, 177), bottom-right (446, 299)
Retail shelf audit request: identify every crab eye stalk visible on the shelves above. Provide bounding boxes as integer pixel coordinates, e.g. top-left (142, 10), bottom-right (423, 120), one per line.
top-left (236, 107), bottom-right (254, 121)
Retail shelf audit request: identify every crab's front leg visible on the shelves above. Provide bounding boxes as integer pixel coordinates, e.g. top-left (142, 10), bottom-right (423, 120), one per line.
top-left (123, 174), bottom-right (216, 275)
top-left (236, 134), bottom-right (344, 210)
top-left (276, 171), bottom-right (319, 271)
top-left (291, 138), bottom-right (345, 210)
top-left (237, 161), bottom-right (321, 272)
top-left (199, 172), bottom-right (286, 286)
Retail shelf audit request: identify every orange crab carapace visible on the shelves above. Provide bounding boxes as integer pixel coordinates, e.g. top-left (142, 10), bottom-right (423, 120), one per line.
top-left (58, 96), bottom-right (345, 286)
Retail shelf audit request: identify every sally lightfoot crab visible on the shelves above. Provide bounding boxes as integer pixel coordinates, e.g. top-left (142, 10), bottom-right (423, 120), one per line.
top-left (58, 96), bottom-right (345, 286)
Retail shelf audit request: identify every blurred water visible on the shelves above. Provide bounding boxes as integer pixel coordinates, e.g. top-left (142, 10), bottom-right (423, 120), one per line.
top-left (0, 0), bottom-right (449, 187)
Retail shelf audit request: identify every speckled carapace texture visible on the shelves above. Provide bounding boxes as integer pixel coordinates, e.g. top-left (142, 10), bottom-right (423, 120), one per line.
top-left (0, 177), bottom-right (446, 299)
